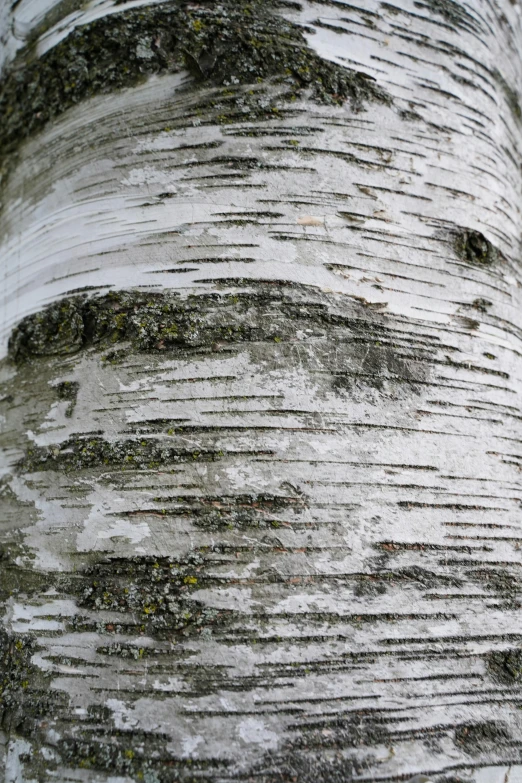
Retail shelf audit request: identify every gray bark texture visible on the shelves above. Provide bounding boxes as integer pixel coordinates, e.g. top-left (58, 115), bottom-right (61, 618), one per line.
top-left (1, 0), bottom-right (522, 781)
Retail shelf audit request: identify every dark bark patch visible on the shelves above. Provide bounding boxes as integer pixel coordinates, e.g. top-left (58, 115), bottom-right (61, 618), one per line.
top-left (467, 567), bottom-right (520, 605)
top-left (470, 297), bottom-right (492, 312)
top-left (412, 0), bottom-right (483, 33)
top-left (9, 298), bottom-right (84, 361)
top-left (488, 648), bottom-right (522, 683)
top-left (354, 578), bottom-right (388, 597)
top-left (386, 565), bottom-right (463, 588)
top-left (147, 492), bottom-right (308, 531)
top-left (287, 714), bottom-right (390, 750)
top-left (0, 0), bottom-right (388, 185)
top-left (0, 629), bottom-right (61, 736)
top-left (0, 548), bottom-right (51, 599)
top-left (9, 286), bottom-right (432, 399)
top-left (20, 435), bottom-right (231, 473)
top-left (67, 552), bottom-right (236, 640)
top-left (493, 68), bottom-right (522, 124)
top-left (0, 479), bottom-right (39, 536)
top-left (59, 734), bottom-right (229, 781)
top-left (55, 380), bottom-right (80, 417)
top-left (454, 721), bottom-right (511, 754)
top-left (246, 737), bottom-right (384, 783)
top-left (331, 341), bottom-right (427, 394)
top-left (354, 565), bottom-right (462, 596)
top-left (454, 229), bottom-right (502, 267)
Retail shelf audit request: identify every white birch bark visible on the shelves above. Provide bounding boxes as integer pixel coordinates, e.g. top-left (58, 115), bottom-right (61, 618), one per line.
top-left (2, 1), bottom-right (522, 781)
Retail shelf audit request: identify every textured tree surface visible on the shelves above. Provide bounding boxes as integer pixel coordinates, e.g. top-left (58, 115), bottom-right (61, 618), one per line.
top-left (2, 1), bottom-right (522, 781)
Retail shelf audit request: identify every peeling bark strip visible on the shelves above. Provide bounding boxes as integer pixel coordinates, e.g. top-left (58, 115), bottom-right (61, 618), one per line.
top-left (0, 0), bottom-right (387, 186)
top-left (3, 0), bottom-right (522, 780)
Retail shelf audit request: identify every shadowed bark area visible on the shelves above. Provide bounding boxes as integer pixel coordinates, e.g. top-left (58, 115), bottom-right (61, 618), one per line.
top-left (2, 0), bottom-right (522, 781)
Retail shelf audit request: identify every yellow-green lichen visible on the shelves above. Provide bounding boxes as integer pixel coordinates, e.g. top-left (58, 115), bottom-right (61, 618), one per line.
top-left (0, 0), bottom-right (389, 187)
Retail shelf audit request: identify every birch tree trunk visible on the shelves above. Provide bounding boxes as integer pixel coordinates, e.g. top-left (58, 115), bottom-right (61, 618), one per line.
top-left (2, 1), bottom-right (522, 781)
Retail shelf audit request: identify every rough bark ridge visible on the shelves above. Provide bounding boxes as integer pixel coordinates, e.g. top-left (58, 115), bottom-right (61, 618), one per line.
top-left (2, 0), bottom-right (522, 781)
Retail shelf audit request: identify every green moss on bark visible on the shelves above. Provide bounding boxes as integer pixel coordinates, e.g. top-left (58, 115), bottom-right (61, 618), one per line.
top-left (9, 298), bottom-right (84, 360)
top-left (21, 435), bottom-right (229, 473)
top-left (9, 287), bottom-right (431, 400)
top-left (70, 552), bottom-right (234, 639)
top-left (0, 0), bottom-right (388, 185)
top-left (0, 630), bottom-right (60, 736)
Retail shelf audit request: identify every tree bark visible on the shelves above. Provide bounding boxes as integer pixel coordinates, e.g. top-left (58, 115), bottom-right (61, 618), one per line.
top-left (2, 1), bottom-right (522, 781)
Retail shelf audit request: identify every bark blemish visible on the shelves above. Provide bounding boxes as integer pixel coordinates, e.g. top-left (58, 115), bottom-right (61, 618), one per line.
top-left (0, 629), bottom-right (62, 738)
top-left (488, 648), bottom-right (522, 683)
top-left (9, 287), bottom-right (431, 399)
top-left (412, 0), bottom-right (482, 33)
top-left (72, 552), bottom-right (234, 640)
top-left (0, 0), bottom-right (389, 186)
top-left (249, 726), bottom-right (391, 783)
top-left (54, 380), bottom-right (79, 418)
top-left (59, 735), bottom-right (171, 781)
top-left (468, 566), bottom-right (520, 605)
top-left (8, 298), bottom-right (84, 362)
top-left (470, 297), bottom-right (492, 312)
top-left (20, 436), bottom-right (230, 473)
top-left (454, 229), bottom-right (503, 267)
top-left (493, 68), bottom-right (522, 123)
top-left (150, 492), bottom-right (308, 531)
top-left (454, 721), bottom-right (511, 754)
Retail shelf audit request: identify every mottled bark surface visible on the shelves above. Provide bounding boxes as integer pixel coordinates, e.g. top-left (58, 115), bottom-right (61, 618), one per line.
top-left (2, 1), bottom-right (522, 781)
